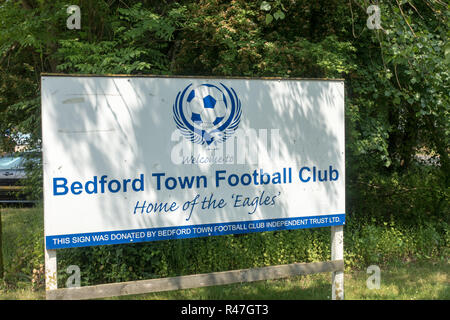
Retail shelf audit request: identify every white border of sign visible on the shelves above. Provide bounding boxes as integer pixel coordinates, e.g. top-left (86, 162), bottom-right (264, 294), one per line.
top-left (42, 74), bottom-right (345, 300)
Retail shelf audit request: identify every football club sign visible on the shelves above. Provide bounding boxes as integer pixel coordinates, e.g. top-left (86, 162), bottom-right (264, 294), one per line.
top-left (41, 75), bottom-right (345, 249)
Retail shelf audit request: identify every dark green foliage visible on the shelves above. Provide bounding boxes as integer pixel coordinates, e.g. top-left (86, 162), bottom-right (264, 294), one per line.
top-left (56, 218), bottom-right (448, 287)
top-left (1, 207), bottom-right (447, 290)
top-left (1, 0), bottom-right (448, 207)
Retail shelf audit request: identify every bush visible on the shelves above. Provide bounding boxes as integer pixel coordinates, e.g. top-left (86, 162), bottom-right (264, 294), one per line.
top-left (57, 215), bottom-right (448, 287)
top-left (1, 204), bottom-right (447, 290)
top-left (348, 163), bottom-right (449, 226)
top-left (344, 217), bottom-right (448, 270)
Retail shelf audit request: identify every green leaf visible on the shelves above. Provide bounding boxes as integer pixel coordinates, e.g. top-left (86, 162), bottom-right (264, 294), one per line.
top-left (445, 43), bottom-right (450, 65)
top-left (273, 10), bottom-right (285, 20)
top-left (260, 1), bottom-right (271, 11)
top-left (265, 13), bottom-right (273, 24)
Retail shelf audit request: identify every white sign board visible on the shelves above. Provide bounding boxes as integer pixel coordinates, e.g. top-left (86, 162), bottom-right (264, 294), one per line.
top-left (42, 75), bottom-right (345, 249)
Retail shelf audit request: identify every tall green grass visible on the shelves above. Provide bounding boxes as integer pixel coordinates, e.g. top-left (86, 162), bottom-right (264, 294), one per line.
top-left (0, 206), bottom-right (44, 293)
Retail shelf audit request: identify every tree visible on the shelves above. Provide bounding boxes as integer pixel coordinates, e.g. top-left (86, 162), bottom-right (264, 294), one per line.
top-left (0, 0), bottom-right (448, 219)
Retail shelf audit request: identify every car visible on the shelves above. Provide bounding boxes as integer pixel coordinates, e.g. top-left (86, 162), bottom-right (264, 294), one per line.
top-left (0, 154), bottom-right (33, 203)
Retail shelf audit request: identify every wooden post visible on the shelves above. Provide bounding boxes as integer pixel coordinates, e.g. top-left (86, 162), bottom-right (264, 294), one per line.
top-left (331, 225), bottom-right (344, 300)
top-left (45, 248), bottom-right (58, 296)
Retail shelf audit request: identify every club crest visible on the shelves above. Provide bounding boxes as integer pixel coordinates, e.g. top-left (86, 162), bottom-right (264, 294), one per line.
top-left (173, 83), bottom-right (242, 146)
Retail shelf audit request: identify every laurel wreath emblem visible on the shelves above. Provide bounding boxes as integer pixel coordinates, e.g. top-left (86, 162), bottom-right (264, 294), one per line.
top-left (173, 83), bottom-right (242, 146)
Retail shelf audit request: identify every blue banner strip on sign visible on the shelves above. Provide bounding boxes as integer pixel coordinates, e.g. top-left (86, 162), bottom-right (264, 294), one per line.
top-left (45, 213), bottom-right (345, 249)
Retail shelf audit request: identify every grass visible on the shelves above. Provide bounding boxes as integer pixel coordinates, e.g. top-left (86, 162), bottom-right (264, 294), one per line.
top-left (1, 206), bottom-right (43, 262)
top-left (0, 206), bottom-right (448, 300)
top-left (105, 261), bottom-right (449, 300)
top-left (1, 261), bottom-right (448, 300)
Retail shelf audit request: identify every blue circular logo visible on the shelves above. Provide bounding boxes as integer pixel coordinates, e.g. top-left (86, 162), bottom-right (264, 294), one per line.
top-left (173, 83), bottom-right (242, 146)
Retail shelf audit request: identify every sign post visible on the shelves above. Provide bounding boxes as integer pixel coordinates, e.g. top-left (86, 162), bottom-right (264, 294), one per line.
top-left (44, 247), bottom-right (57, 291)
top-left (41, 74), bottom-right (345, 299)
top-left (331, 225), bottom-right (344, 300)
